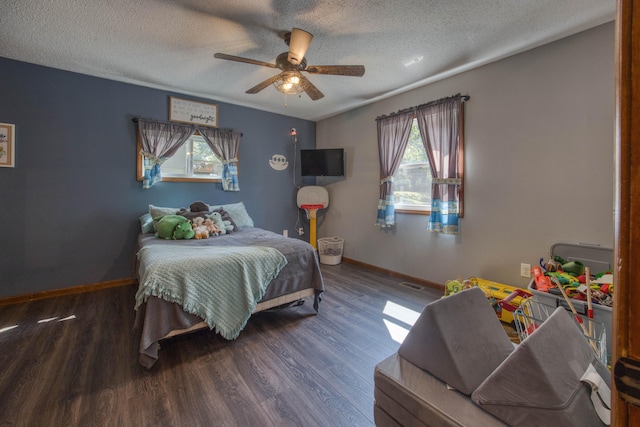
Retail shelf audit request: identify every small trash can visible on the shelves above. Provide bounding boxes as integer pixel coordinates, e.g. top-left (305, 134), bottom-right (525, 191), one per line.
top-left (317, 236), bottom-right (344, 265)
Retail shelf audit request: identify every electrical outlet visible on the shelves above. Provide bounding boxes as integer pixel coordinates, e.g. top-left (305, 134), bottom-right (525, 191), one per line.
top-left (283, 229), bottom-right (288, 237)
top-left (520, 263), bottom-right (531, 278)
top-left (298, 227), bottom-right (304, 236)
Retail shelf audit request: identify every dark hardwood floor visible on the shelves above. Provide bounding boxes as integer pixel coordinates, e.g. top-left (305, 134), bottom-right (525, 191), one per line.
top-left (0, 262), bottom-right (442, 427)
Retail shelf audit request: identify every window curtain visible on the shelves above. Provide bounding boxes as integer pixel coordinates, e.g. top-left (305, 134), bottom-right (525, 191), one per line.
top-left (137, 118), bottom-right (195, 189)
top-left (375, 110), bottom-right (414, 227)
top-left (415, 97), bottom-right (462, 235)
top-left (198, 127), bottom-right (242, 191)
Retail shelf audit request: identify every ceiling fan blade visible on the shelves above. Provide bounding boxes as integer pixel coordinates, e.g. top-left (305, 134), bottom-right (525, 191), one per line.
top-left (214, 53), bottom-right (277, 69)
top-left (287, 28), bottom-right (313, 65)
top-left (299, 75), bottom-right (324, 101)
top-left (245, 74), bottom-right (282, 94)
top-left (305, 65), bottom-right (365, 77)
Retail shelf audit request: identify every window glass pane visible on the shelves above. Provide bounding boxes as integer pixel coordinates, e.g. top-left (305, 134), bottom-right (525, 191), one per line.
top-left (192, 138), bottom-right (222, 176)
top-left (395, 163), bottom-right (432, 207)
top-left (394, 119), bottom-right (432, 210)
top-left (161, 144), bottom-right (188, 175)
top-left (161, 136), bottom-right (222, 179)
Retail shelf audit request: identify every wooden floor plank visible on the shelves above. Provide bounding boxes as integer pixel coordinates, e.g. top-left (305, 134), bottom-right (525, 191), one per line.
top-left (0, 262), bottom-right (440, 427)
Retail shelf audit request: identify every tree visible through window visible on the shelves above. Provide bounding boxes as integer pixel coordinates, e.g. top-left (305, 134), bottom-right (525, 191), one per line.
top-left (394, 118), bottom-right (432, 212)
top-left (161, 135), bottom-right (223, 180)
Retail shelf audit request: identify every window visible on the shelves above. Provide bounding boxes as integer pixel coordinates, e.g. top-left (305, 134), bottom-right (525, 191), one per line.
top-left (394, 118), bottom-right (432, 213)
top-left (376, 94), bottom-right (465, 232)
top-left (137, 134), bottom-right (223, 183)
top-left (161, 135), bottom-right (222, 179)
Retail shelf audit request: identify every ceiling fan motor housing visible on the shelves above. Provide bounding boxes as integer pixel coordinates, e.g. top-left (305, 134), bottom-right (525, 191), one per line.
top-left (276, 52), bottom-right (306, 71)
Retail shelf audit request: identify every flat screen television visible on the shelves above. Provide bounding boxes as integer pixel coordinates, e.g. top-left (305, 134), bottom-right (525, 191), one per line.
top-left (300, 148), bottom-right (345, 177)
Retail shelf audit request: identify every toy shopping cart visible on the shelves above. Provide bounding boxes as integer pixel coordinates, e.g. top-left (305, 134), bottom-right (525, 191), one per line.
top-left (471, 278), bottom-right (533, 325)
top-left (513, 299), bottom-right (607, 364)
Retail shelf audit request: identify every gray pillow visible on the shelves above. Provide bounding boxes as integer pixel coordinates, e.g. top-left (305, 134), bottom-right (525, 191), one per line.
top-left (148, 204), bottom-right (180, 220)
top-left (472, 307), bottom-right (610, 427)
top-left (398, 286), bottom-right (514, 395)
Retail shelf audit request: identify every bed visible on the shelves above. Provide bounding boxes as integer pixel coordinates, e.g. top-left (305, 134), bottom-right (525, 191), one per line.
top-left (133, 203), bottom-right (324, 368)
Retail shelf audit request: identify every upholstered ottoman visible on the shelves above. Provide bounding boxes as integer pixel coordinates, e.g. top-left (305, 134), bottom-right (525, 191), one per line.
top-left (374, 353), bottom-right (508, 426)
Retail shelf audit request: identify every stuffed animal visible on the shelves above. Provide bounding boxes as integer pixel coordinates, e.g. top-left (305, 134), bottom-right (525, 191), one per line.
top-left (211, 208), bottom-right (236, 232)
top-left (221, 219), bottom-right (234, 233)
top-left (207, 212), bottom-right (229, 235)
top-left (192, 217), bottom-right (210, 239)
top-left (177, 201), bottom-right (212, 221)
top-left (156, 215), bottom-right (190, 240)
top-left (173, 221), bottom-right (195, 240)
top-left (190, 201), bottom-right (209, 212)
top-left (203, 218), bottom-right (221, 236)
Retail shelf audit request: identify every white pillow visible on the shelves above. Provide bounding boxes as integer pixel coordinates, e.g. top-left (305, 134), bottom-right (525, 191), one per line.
top-left (207, 202), bottom-right (254, 228)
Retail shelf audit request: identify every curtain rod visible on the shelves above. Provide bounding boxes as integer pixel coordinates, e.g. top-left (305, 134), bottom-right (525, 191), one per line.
top-left (132, 117), bottom-right (242, 136)
top-left (375, 93), bottom-right (470, 122)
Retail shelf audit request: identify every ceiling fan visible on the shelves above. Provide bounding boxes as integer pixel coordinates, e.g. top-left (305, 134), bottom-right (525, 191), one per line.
top-left (214, 28), bottom-right (365, 101)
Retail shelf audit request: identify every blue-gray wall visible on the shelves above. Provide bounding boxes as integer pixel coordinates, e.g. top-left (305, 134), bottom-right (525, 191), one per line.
top-left (0, 57), bottom-right (315, 298)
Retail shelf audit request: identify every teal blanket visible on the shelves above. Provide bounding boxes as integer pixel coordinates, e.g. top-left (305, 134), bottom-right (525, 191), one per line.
top-left (135, 244), bottom-right (287, 340)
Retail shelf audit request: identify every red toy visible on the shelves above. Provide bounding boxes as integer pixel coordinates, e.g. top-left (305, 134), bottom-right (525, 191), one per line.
top-left (532, 266), bottom-right (552, 292)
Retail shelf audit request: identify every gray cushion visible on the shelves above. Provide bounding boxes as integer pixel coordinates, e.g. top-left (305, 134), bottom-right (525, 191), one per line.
top-left (397, 286), bottom-right (515, 395)
top-left (374, 353), bottom-right (508, 426)
top-left (472, 307), bottom-right (610, 427)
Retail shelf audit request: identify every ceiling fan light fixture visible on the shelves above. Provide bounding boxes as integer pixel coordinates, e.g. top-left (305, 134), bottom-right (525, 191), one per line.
top-left (273, 71), bottom-right (305, 95)
top-left (287, 28), bottom-right (313, 65)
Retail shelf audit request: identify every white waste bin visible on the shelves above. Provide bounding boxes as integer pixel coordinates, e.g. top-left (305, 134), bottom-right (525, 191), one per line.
top-left (317, 236), bottom-right (344, 265)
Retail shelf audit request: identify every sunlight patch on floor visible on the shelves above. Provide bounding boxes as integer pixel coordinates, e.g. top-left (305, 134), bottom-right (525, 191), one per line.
top-left (38, 315), bottom-right (77, 324)
top-left (0, 325), bottom-right (19, 334)
top-left (383, 301), bottom-right (420, 326)
top-left (383, 319), bottom-right (410, 343)
top-left (383, 301), bottom-right (421, 343)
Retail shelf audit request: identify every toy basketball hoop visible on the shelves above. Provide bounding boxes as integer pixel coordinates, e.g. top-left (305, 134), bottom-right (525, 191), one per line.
top-left (297, 186), bottom-right (329, 249)
top-left (300, 204), bottom-right (325, 219)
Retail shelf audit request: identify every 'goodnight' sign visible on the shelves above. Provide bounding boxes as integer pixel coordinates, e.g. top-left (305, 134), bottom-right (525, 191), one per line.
top-left (169, 97), bottom-right (218, 128)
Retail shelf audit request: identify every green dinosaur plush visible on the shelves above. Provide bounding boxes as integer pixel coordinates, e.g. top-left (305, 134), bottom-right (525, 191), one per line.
top-left (173, 221), bottom-right (195, 240)
top-left (156, 215), bottom-right (189, 240)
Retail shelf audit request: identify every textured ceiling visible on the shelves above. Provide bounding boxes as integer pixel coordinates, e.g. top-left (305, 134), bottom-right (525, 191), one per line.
top-left (0, 0), bottom-right (616, 121)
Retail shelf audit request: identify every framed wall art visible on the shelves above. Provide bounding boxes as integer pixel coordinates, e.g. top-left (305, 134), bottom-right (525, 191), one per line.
top-left (0, 122), bottom-right (15, 168)
top-left (169, 97), bottom-right (218, 128)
